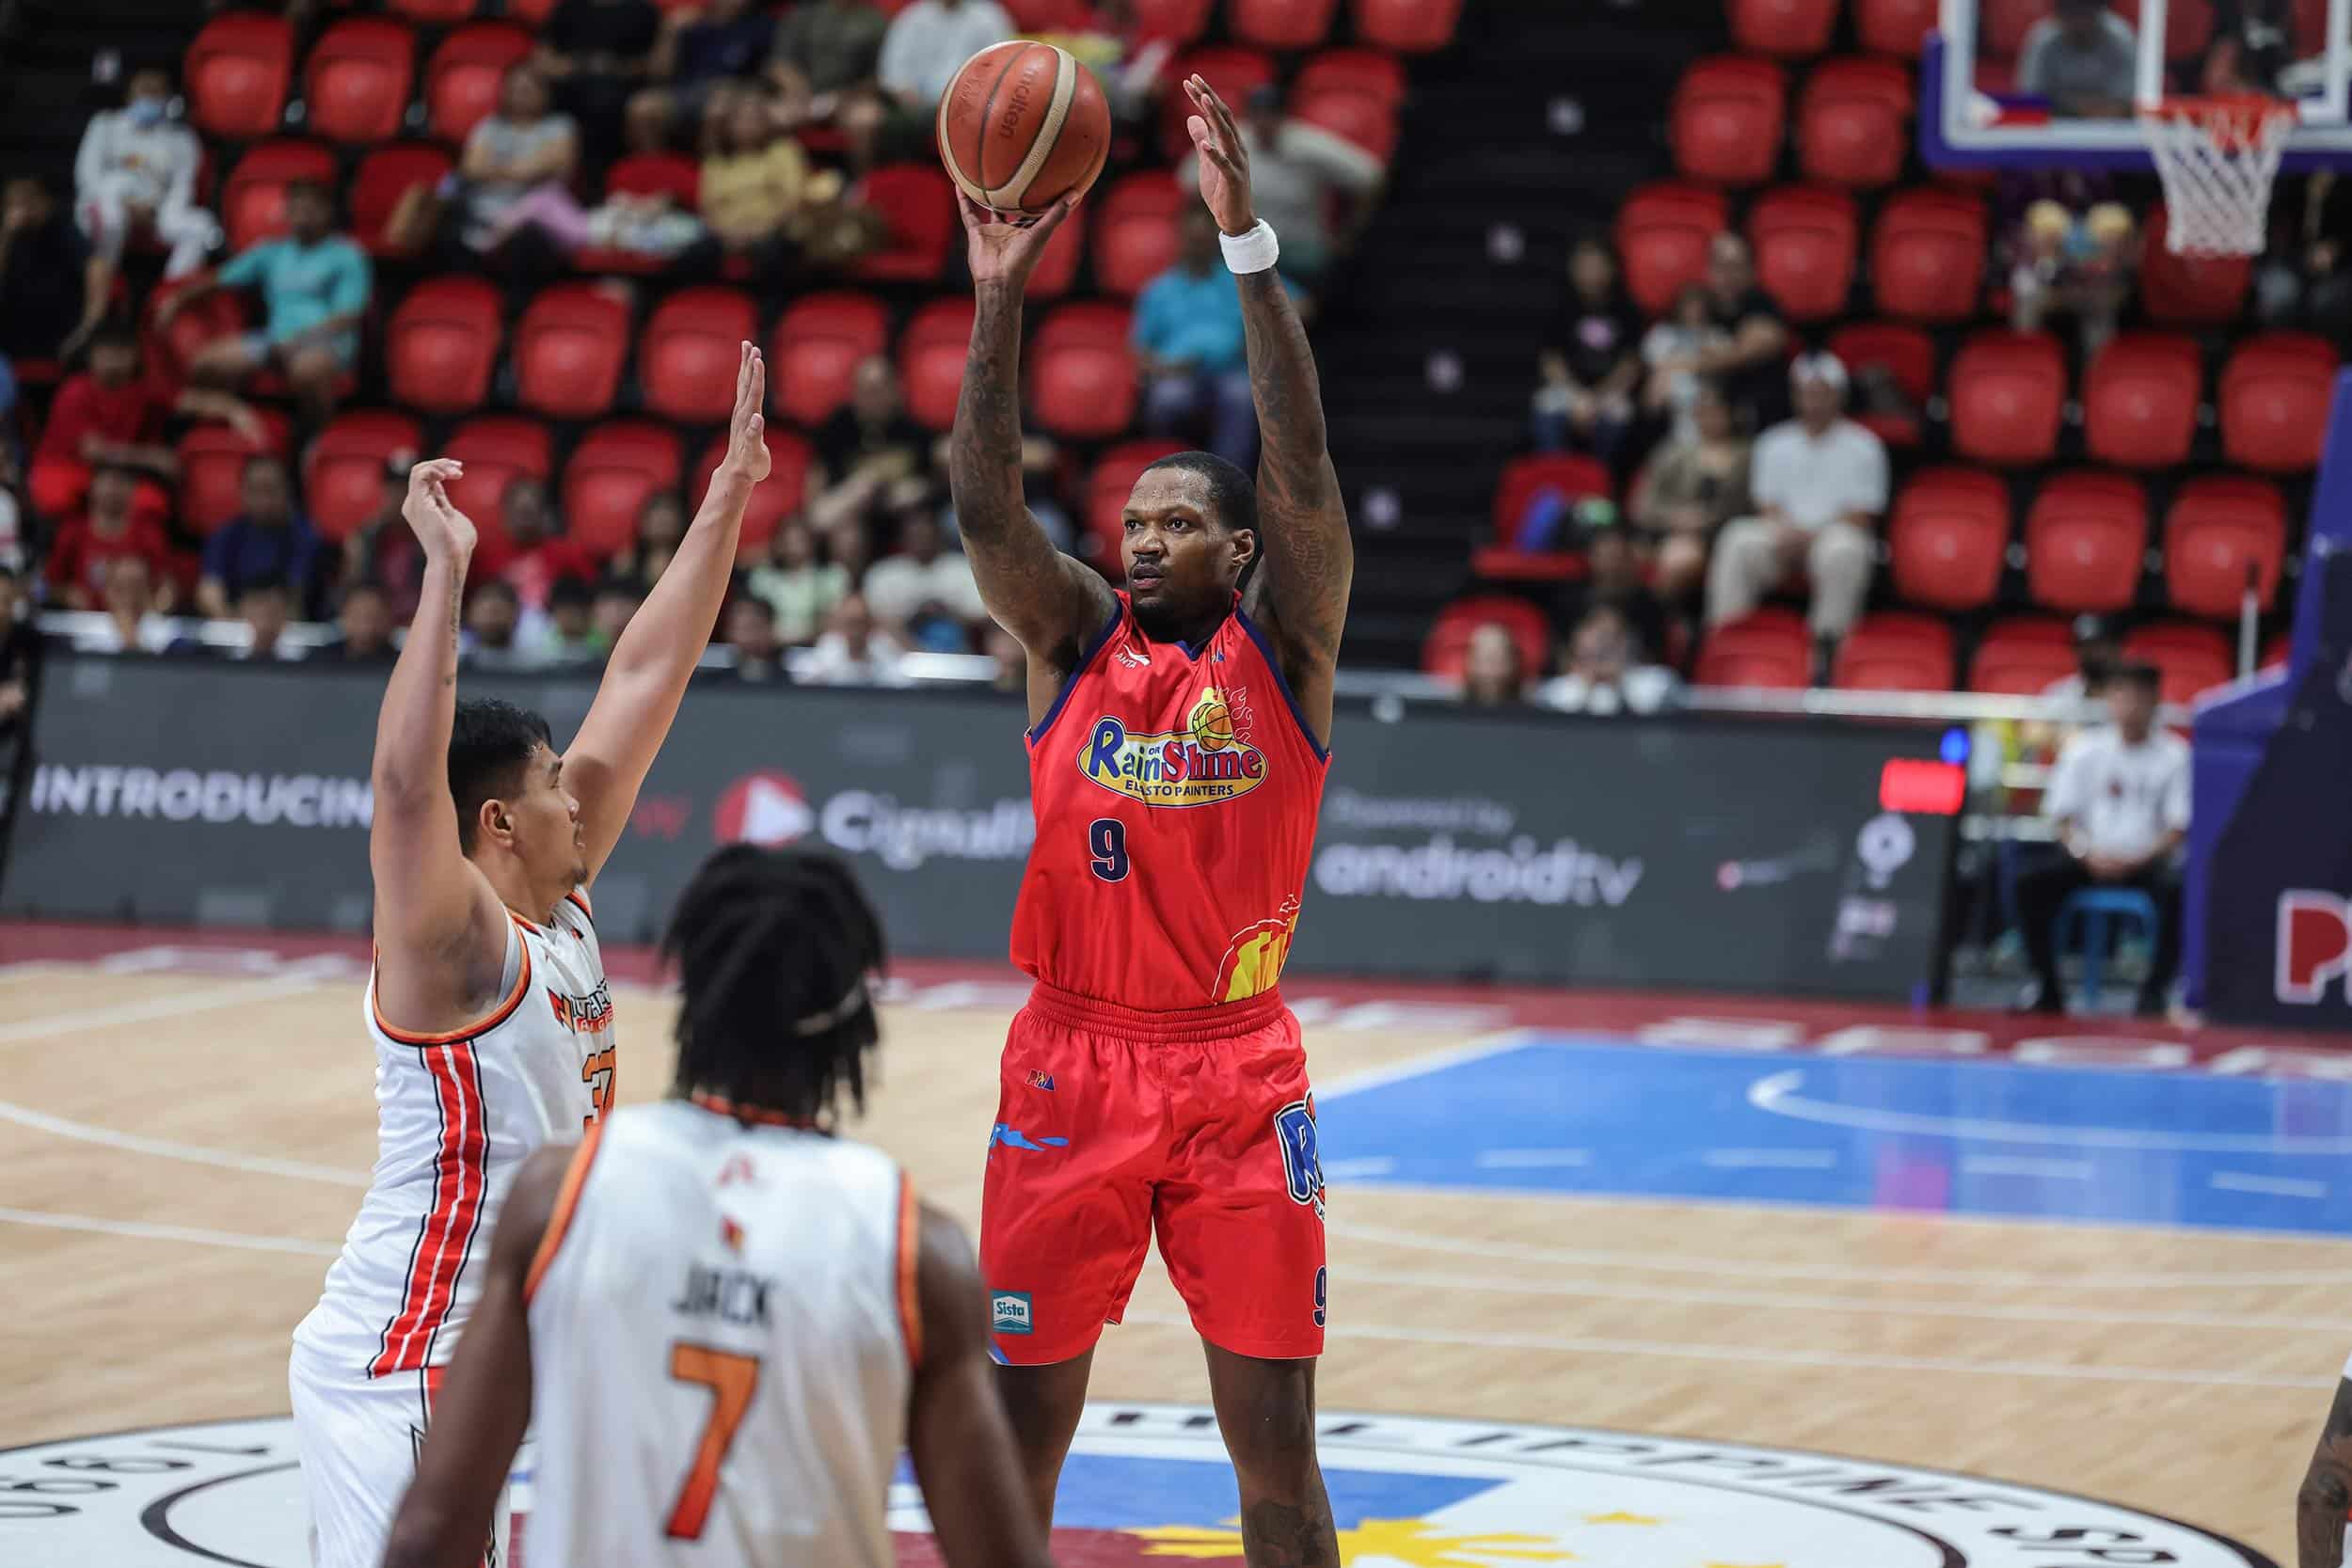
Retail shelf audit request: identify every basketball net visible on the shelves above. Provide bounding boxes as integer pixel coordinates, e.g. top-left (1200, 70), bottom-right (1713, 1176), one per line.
top-left (2138, 96), bottom-right (2300, 257)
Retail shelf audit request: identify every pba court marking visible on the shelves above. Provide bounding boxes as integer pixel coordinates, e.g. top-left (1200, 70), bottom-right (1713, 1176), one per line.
top-left (0, 1406), bottom-right (2272, 1568)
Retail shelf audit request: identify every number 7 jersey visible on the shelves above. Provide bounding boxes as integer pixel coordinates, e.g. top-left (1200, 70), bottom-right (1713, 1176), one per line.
top-left (1011, 595), bottom-right (1330, 1009)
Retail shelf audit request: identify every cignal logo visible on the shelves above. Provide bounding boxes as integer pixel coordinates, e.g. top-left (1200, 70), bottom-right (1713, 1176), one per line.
top-left (712, 771), bottom-right (814, 847)
top-left (714, 774), bottom-right (1032, 869)
top-left (2277, 890), bottom-right (2352, 1004)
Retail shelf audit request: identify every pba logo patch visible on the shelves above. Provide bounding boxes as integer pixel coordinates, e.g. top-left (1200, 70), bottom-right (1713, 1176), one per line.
top-left (1078, 695), bottom-right (1267, 809)
top-left (4, 1408), bottom-right (2271, 1565)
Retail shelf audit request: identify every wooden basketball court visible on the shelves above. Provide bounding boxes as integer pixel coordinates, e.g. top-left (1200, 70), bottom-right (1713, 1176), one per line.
top-left (1, 937), bottom-right (2343, 1562)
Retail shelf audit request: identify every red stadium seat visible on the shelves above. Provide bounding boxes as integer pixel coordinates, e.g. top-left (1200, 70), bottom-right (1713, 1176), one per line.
top-left (1948, 329), bottom-right (2067, 466)
top-left (563, 422), bottom-right (684, 560)
top-left (1856, 0), bottom-right (1937, 54)
top-left (351, 144), bottom-right (453, 256)
top-left (386, 0), bottom-right (479, 20)
top-left (2115, 0), bottom-right (2217, 61)
top-left (443, 415), bottom-right (553, 563)
top-left (1797, 58), bottom-right (1914, 187)
top-left (852, 165), bottom-right (956, 283)
top-left (425, 23), bottom-right (533, 144)
top-left (1670, 56), bottom-right (1788, 186)
top-left (1025, 205), bottom-right (1087, 300)
top-left (1828, 320), bottom-right (1935, 447)
top-left (1085, 439), bottom-right (1189, 563)
top-left (302, 18), bottom-right (415, 145)
top-left (1351, 0), bottom-right (1463, 53)
top-left (2140, 207), bottom-right (2252, 324)
top-left (1029, 304), bottom-right (1138, 440)
top-left (185, 13), bottom-right (294, 140)
top-left (604, 151), bottom-right (700, 206)
top-left (2082, 331), bottom-right (2202, 469)
top-left (1969, 617), bottom-right (2077, 694)
top-left (1295, 48), bottom-right (1408, 106)
top-left (513, 282), bottom-right (633, 420)
top-left (1869, 186), bottom-right (1987, 321)
top-left (1165, 48), bottom-right (1278, 161)
top-left (306, 412), bottom-right (423, 543)
top-left (1694, 609), bottom-right (1811, 689)
top-left (1292, 83), bottom-right (1398, 162)
top-left (1131, 0), bottom-right (1215, 43)
top-left (1423, 595), bottom-right (1551, 678)
top-left (1835, 612), bottom-right (1956, 691)
top-left (769, 290), bottom-right (891, 429)
top-left (385, 275), bottom-right (503, 415)
top-left (1094, 173), bottom-right (1188, 298)
top-left (1614, 182), bottom-right (1730, 316)
top-left (2164, 475), bottom-right (2287, 617)
top-left (2025, 470), bottom-right (2149, 613)
top-left (1732, 0), bottom-right (1838, 55)
top-left (641, 287), bottom-right (758, 424)
top-left (1231, 0), bottom-right (1339, 50)
top-left (176, 416), bottom-right (292, 537)
top-left (693, 428), bottom-right (812, 562)
top-left (220, 140), bottom-right (338, 253)
top-left (1492, 454), bottom-right (1613, 544)
top-left (1886, 467), bottom-right (2010, 610)
top-left (2123, 622), bottom-right (2234, 704)
top-left (146, 277), bottom-right (248, 394)
top-left (898, 298), bottom-right (977, 432)
top-left (1004, 0), bottom-right (1096, 26)
top-left (1746, 185), bottom-right (1858, 322)
top-left (1979, 0), bottom-right (2044, 55)
top-left (2220, 331), bottom-right (2341, 473)
top-left (505, 0), bottom-right (557, 21)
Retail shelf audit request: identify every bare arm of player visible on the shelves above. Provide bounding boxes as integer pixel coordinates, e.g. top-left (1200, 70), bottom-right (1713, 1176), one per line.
top-left (379, 1143), bottom-right (567, 1568)
top-left (2298, 1376), bottom-right (2352, 1567)
top-left (948, 194), bottom-right (1118, 717)
top-left (369, 458), bottom-right (512, 1028)
top-left (1183, 76), bottom-right (1353, 749)
top-left (907, 1200), bottom-right (1057, 1568)
top-left (564, 343), bottom-right (771, 882)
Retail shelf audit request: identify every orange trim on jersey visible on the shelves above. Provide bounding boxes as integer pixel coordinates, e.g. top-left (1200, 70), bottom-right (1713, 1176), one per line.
top-left (371, 942), bottom-right (534, 1047)
top-left (895, 1171), bottom-right (923, 1370)
top-left (372, 1040), bottom-right (489, 1376)
top-left (687, 1091), bottom-right (812, 1128)
top-left (523, 1119), bottom-right (607, 1305)
top-left (565, 888), bottom-right (592, 921)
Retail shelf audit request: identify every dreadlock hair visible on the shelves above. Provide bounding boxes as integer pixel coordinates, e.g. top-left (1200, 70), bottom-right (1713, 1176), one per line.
top-left (662, 844), bottom-right (886, 1127)
top-left (448, 698), bottom-right (553, 854)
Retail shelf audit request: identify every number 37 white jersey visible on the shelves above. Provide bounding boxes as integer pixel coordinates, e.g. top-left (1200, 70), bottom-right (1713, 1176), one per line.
top-left (522, 1097), bottom-right (920, 1568)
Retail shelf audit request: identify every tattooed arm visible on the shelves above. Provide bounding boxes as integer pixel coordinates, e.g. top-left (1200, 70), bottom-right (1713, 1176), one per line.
top-left (948, 193), bottom-right (1118, 726)
top-left (2299, 1376), bottom-right (2352, 1567)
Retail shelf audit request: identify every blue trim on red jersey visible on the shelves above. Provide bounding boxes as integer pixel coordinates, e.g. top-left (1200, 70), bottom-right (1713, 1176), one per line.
top-left (1025, 605), bottom-right (1124, 750)
top-left (1234, 608), bottom-right (1331, 764)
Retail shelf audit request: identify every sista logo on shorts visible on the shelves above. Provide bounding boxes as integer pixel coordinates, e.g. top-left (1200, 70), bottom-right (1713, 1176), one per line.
top-left (1078, 690), bottom-right (1268, 809)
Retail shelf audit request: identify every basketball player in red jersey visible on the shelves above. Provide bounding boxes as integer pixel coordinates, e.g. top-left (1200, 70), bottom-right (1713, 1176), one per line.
top-left (949, 76), bottom-right (1353, 1566)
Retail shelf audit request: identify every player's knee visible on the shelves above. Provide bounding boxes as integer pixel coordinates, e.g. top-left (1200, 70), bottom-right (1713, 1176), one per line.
top-left (1211, 1357), bottom-right (1318, 1491)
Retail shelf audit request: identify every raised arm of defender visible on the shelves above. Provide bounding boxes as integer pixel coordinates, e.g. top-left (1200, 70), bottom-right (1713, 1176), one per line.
top-left (948, 195), bottom-right (1118, 720)
top-left (1184, 76), bottom-right (1354, 748)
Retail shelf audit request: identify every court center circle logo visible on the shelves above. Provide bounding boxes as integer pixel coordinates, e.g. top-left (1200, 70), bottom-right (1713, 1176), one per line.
top-left (1, 1404), bottom-right (2273, 1568)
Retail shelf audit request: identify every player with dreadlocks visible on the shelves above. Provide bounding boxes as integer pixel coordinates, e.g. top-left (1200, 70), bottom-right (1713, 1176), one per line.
top-left (383, 845), bottom-right (1051, 1568)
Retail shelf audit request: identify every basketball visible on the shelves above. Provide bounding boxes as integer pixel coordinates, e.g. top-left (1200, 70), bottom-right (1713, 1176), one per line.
top-left (936, 40), bottom-right (1111, 217)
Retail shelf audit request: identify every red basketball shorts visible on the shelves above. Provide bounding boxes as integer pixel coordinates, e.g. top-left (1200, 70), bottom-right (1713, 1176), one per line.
top-left (979, 981), bottom-right (1327, 1366)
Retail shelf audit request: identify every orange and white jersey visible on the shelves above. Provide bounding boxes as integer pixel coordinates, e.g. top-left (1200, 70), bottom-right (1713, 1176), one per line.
top-left (294, 891), bottom-right (617, 1379)
top-left (522, 1097), bottom-right (918, 1568)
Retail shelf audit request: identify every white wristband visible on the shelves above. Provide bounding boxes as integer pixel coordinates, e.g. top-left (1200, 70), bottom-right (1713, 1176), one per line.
top-left (1219, 220), bottom-right (1279, 275)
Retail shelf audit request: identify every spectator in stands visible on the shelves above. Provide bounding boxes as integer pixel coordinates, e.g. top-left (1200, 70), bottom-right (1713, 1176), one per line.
top-left (802, 590), bottom-right (910, 685)
top-left (1041, 0), bottom-right (1176, 127)
top-left (612, 490), bottom-right (689, 589)
top-left (162, 182), bottom-right (371, 427)
top-left (198, 454), bottom-right (326, 621)
top-left (340, 456), bottom-right (427, 625)
top-left (1536, 604), bottom-right (1682, 715)
top-left (44, 465), bottom-right (173, 611)
top-left (1134, 209), bottom-right (1258, 470)
top-left (1558, 519), bottom-right (1671, 673)
top-left (457, 66), bottom-right (581, 257)
top-left (2018, 0), bottom-right (2139, 119)
top-left (746, 515), bottom-right (850, 644)
top-left (70, 554), bottom-right (174, 654)
top-left (1693, 233), bottom-right (1789, 432)
top-left (0, 564), bottom-right (32, 736)
top-left (536, 575), bottom-right (604, 666)
top-left (63, 67), bottom-right (219, 360)
top-left (0, 178), bottom-right (87, 371)
top-left (722, 594), bottom-right (789, 683)
top-left (28, 325), bottom-right (255, 527)
top-left (811, 356), bottom-right (930, 543)
top-left (464, 578), bottom-right (529, 670)
top-left (592, 574), bottom-right (648, 650)
top-left (537, 0), bottom-right (663, 166)
top-left (629, 0), bottom-right (778, 153)
top-left (322, 581), bottom-right (395, 663)
top-left (865, 511), bottom-right (986, 651)
top-left (1639, 284), bottom-right (1726, 449)
top-left (1532, 234), bottom-right (1640, 464)
top-left (860, 0), bottom-right (1015, 165)
top-left (935, 431), bottom-right (1076, 552)
top-left (2013, 662), bottom-right (2187, 1015)
top-left (2010, 196), bottom-right (2136, 357)
top-left (1635, 379), bottom-right (1750, 615)
top-left (2203, 0), bottom-right (2299, 95)
top-left (2258, 173), bottom-right (2352, 337)
top-left (1458, 625), bottom-right (1527, 707)
top-left (695, 90), bottom-right (842, 271)
top-left (497, 476), bottom-right (597, 630)
top-left (1706, 354), bottom-right (1885, 679)
top-left (229, 577), bottom-right (302, 662)
top-left (767, 0), bottom-right (889, 131)
top-left (1178, 85), bottom-right (1384, 291)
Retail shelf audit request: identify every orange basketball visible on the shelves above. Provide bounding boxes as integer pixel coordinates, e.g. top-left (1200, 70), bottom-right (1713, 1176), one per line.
top-left (937, 41), bottom-right (1111, 217)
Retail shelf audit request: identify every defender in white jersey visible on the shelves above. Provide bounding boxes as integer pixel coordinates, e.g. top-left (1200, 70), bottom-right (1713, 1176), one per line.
top-left (383, 847), bottom-right (1050, 1568)
top-left (293, 346), bottom-right (775, 1568)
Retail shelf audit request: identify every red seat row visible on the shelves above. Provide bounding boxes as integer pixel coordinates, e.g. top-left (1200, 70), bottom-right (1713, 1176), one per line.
top-left (1672, 55), bottom-right (1915, 188)
top-left (1686, 608), bottom-right (2236, 700)
top-left (1725, 0), bottom-right (2327, 61)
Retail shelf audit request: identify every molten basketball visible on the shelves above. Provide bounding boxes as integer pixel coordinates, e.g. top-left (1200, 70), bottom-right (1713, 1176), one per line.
top-left (937, 41), bottom-right (1111, 217)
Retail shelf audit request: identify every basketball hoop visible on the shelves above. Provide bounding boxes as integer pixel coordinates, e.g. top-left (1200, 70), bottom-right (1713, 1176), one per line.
top-left (2138, 95), bottom-right (2300, 257)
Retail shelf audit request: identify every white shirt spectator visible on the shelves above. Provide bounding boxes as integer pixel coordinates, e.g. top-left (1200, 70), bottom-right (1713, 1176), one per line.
top-left (802, 626), bottom-right (913, 686)
top-left (863, 550), bottom-right (985, 628)
top-left (1180, 119), bottom-right (1382, 267)
top-left (70, 614), bottom-right (175, 655)
top-left (1534, 666), bottom-right (1682, 716)
top-left (1750, 416), bottom-right (1888, 532)
top-left (74, 106), bottom-right (203, 217)
top-left (878, 0), bottom-right (1015, 105)
top-left (2045, 723), bottom-right (2190, 860)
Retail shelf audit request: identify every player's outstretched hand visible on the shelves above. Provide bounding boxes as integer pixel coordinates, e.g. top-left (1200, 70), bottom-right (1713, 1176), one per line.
top-left (1184, 74), bottom-right (1257, 237)
top-left (958, 191), bottom-right (1078, 291)
top-left (715, 341), bottom-right (771, 486)
top-left (401, 457), bottom-right (476, 565)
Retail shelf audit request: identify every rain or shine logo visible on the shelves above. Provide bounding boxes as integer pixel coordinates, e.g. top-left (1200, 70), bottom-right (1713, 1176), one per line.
top-left (1078, 689), bottom-right (1269, 809)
